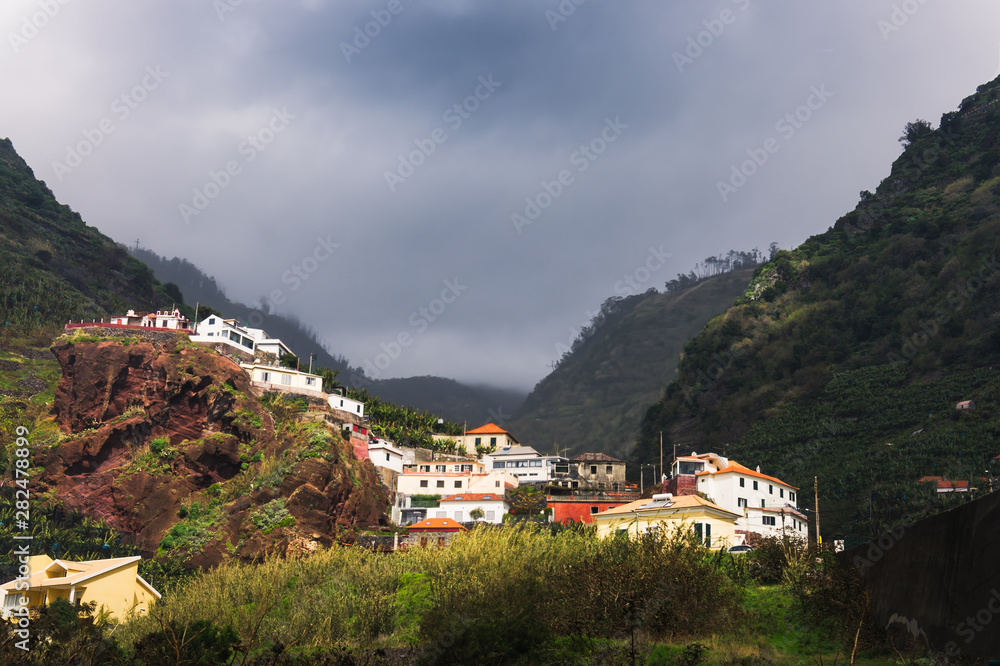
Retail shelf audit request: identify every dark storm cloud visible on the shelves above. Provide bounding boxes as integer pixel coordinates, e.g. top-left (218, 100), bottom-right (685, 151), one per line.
top-left (1, 0), bottom-right (999, 389)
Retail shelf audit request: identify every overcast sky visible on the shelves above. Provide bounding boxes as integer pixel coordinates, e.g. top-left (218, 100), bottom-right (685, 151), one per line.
top-left (3, 1), bottom-right (999, 391)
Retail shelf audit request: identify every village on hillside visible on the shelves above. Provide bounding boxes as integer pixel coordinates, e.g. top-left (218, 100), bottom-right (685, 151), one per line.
top-left (59, 308), bottom-right (812, 552)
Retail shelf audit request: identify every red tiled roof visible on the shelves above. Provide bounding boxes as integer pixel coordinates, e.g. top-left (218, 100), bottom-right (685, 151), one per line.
top-left (466, 423), bottom-right (510, 435)
top-left (695, 461), bottom-right (799, 490)
top-left (407, 518), bottom-right (468, 532)
top-left (439, 493), bottom-right (507, 503)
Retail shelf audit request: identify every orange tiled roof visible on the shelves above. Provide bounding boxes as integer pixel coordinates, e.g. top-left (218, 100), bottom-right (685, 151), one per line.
top-left (696, 461), bottom-right (799, 490)
top-left (439, 493), bottom-right (507, 503)
top-left (407, 518), bottom-right (468, 532)
top-left (466, 423), bottom-right (510, 435)
top-left (594, 494), bottom-right (741, 519)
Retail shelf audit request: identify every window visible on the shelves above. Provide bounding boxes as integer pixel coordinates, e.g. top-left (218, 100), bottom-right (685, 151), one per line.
top-left (454, 511), bottom-right (463, 523)
top-left (435, 465), bottom-right (446, 472)
top-left (490, 437), bottom-right (497, 446)
top-left (208, 318), bottom-right (216, 325)
top-left (590, 465), bottom-right (598, 475)
top-left (739, 478), bottom-right (745, 488)
top-left (555, 464), bottom-right (569, 474)
top-left (261, 371), bottom-right (270, 382)
top-left (789, 492), bottom-right (795, 502)
top-left (693, 523), bottom-right (711, 547)
top-left (435, 511), bottom-right (446, 518)
top-left (753, 480), bottom-right (758, 490)
top-left (737, 498), bottom-right (748, 508)
top-left (590, 506), bottom-right (599, 514)
top-left (606, 466), bottom-right (613, 474)
top-left (486, 510), bottom-right (495, 521)
top-left (761, 499), bottom-right (766, 508)
top-left (385, 453), bottom-right (391, 462)
top-left (419, 465), bottom-right (430, 472)
top-left (762, 516), bottom-right (776, 526)
top-left (495, 481), bottom-right (500, 487)
top-left (454, 481), bottom-right (462, 488)
top-left (420, 537), bottom-right (428, 547)
top-left (420, 480), bottom-right (428, 488)
top-left (306, 377), bottom-right (316, 386)
top-left (529, 460), bottom-right (542, 467)
top-left (436, 481), bottom-right (445, 488)
top-left (475, 437), bottom-right (482, 446)
top-left (281, 374), bottom-right (291, 385)
top-left (357, 405), bottom-right (361, 413)
top-left (769, 484), bottom-right (773, 494)
top-left (493, 461), bottom-right (505, 469)
top-left (779, 488), bottom-right (784, 498)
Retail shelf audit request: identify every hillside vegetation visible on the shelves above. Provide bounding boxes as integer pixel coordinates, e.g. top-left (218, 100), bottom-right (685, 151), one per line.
top-left (635, 75), bottom-right (1000, 541)
top-left (510, 269), bottom-right (755, 457)
top-left (0, 138), bottom-right (177, 334)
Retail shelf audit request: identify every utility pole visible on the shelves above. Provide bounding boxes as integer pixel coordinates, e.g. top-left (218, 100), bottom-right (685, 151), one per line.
top-left (659, 431), bottom-right (663, 482)
top-left (308, 352), bottom-right (315, 374)
top-left (814, 476), bottom-right (821, 548)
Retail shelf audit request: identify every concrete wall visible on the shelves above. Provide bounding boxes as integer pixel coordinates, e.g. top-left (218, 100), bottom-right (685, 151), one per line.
top-left (843, 490), bottom-right (1000, 661)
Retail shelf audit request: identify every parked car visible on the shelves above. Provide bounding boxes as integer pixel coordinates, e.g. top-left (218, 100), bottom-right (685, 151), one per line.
top-left (727, 544), bottom-right (755, 554)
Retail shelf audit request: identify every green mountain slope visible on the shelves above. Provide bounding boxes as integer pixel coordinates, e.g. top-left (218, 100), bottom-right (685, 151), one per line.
top-left (635, 76), bottom-right (1000, 541)
top-left (509, 269), bottom-right (755, 457)
top-left (0, 138), bottom-right (177, 333)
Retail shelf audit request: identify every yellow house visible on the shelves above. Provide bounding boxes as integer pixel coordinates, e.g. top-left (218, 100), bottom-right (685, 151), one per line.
top-left (591, 493), bottom-right (741, 550)
top-left (0, 555), bottom-right (160, 620)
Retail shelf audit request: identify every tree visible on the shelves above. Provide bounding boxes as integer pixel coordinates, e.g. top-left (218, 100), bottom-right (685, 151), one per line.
top-left (279, 353), bottom-right (298, 370)
top-left (470, 507), bottom-right (486, 522)
top-left (899, 119), bottom-right (933, 146)
top-left (316, 366), bottom-right (341, 393)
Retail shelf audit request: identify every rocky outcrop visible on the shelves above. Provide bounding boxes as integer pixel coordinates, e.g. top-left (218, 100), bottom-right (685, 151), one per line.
top-left (39, 333), bottom-right (389, 566)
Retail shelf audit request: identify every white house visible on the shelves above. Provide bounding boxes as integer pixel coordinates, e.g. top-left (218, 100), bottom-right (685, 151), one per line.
top-left (241, 363), bottom-right (324, 399)
top-left (667, 452), bottom-right (807, 543)
top-left (110, 309), bottom-right (191, 331)
top-left (452, 423), bottom-right (521, 455)
top-left (369, 439), bottom-right (404, 474)
top-left (329, 392), bottom-right (365, 419)
top-left (191, 316), bottom-right (258, 355)
top-left (483, 445), bottom-right (565, 484)
top-left (435, 493), bottom-right (509, 524)
top-left (396, 462), bottom-right (517, 497)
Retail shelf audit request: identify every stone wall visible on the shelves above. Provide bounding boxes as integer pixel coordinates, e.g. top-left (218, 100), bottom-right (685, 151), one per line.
top-left (841, 490), bottom-right (1000, 661)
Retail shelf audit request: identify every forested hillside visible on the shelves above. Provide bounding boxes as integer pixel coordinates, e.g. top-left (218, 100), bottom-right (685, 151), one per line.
top-left (510, 268), bottom-right (756, 456)
top-left (634, 75), bottom-right (1000, 541)
top-left (0, 138), bottom-right (177, 334)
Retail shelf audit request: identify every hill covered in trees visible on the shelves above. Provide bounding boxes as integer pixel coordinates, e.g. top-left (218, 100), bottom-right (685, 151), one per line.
top-left (509, 263), bottom-right (760, 457)
top-left (0, 138), bottom-right (178, 335)
top-left (634, 75), bottom-right (1000, 541)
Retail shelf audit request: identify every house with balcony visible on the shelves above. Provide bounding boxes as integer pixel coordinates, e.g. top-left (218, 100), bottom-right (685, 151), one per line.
top-left (483, 445), bottom-right (565, 484)
top-left (109, 308), bottom-right (192, 331)
top-left (435, 493), bottom-right (509, 524)
top-left (664, 452), bottom-right (807, 543)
